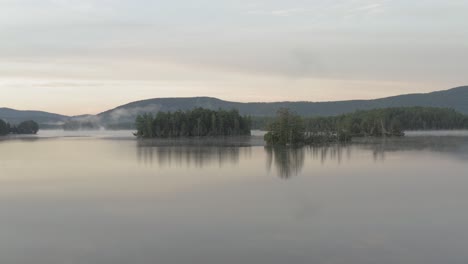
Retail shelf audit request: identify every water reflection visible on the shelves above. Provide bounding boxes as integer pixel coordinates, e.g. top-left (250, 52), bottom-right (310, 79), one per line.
top-left (0, 136), bottom-right (40, 143)
top-left (136, 137), bottom-right (255, 168)
top-left (356, 136), bottom-right (468, 161)
top-left (137, 145), bottom-right (253, 168)
top-left (265, 144), bottom-right (355, 178)
top-left (307, 144), bottom-right (351, 164)
top-left (3, 133), bottom-right (468, 264)
top-left (265, 147), bottom-right (305, 179)
top-left (136, 136), bottom-right (468, 178)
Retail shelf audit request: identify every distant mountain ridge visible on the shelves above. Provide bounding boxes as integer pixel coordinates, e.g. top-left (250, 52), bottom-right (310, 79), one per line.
top-left (0, 107), bottom-right (68, 124)
top-left (1, 86), bottom-right (467, 127)
top-left (97, 86), bottom-right (468, 125)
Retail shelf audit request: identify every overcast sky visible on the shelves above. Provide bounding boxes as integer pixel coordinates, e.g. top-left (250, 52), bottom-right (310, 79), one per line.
top-left (1, 0), bottom-right (467, 115)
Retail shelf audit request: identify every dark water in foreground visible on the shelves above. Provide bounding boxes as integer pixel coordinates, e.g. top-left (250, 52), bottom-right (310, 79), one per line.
top-left (1, 131), bottom-right (468, 264)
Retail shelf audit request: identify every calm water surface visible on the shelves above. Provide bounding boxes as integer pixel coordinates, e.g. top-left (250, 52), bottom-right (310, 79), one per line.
top-left (1, 130), bottom-right (468, 264)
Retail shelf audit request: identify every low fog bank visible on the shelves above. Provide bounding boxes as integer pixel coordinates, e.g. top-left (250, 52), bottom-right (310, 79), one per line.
top-left (36, 130), bottom-right (137, 139)
top-left (33, 130), bottom-right (267, 145)
top-left (5, 129), bottom-right (468, 144)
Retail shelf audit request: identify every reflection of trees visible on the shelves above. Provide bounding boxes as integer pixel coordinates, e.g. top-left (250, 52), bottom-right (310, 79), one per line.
top-left (307, 144), bottom-right (349, 165)
top-left (264, 136), bottom-right (468, 179)
top-left (137, 137), bottom-right (252, 168)
top-left (356, 136), bottom-right (468, 162)
top-left (265, 147), bottom-right (305, 179)
top-left (265, 144), bottom-right (355, 178)
top-left (136, 135), bottom-right (468, 179)
top-left (138, 146), bottom-right (249, 168)
top-left (0, 136), bottom-right (40, 143)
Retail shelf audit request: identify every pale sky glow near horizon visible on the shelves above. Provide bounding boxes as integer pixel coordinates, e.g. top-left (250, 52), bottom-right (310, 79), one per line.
top-left (1, 0), bottom-right (468, 115)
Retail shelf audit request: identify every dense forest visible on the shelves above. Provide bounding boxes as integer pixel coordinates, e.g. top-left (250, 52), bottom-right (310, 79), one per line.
top-left (265, 107), bottom-right (468, 145)
top-left (264, 108), bottom-right (308, 145)
top-left (305, 107), bottom-right (468, 135)
top-left (0, 120), bottom-right (39, 136)
top-left (264, 108), bottom-right (351, 145)
top-left (135, 108), bottom-right (251, 138)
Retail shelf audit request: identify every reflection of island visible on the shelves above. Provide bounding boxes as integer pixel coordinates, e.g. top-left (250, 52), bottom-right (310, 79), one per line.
top-left (136, 135), bottom-right (468, 179)
top-left (355, 136), bottom-right (468, 162)
top-left (265, 147), bottom-right (305, 179)
top-left (136, 137), bottom-right (255, 168)
top-left (265, 145), bottom-right (352, 178)
top-left (265, 136), bottom-right (468, 178)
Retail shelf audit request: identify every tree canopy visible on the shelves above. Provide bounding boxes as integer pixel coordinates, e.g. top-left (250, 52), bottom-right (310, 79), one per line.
top-left (264, 108), bottom-right (351, 145)
top-left (264, 108), bottom-right (305, 145)
top-left (0, 120), bottom-right (40, 136)
top-left (135, 108), bottom-right (251, 138)
top-left (0, 119), bottom-right (10, 136)
top-left (16, 120), bottom-right (40, 134)
top-left (264, 107), bottom-right (468, 145)
top-left (305, 107), bottom-right (468, 136)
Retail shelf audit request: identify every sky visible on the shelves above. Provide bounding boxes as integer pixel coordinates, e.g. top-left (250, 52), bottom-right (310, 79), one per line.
top-left (1, 0), bottom-right (467, 115)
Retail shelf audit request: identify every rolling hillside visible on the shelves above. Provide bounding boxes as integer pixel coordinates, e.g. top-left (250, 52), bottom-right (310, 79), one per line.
top-left (0, 108), bottom-right (68, 125)
top-left (98, 86), bottom-right (468, 126)
top-left (2, 86), bottom-right (467, 128)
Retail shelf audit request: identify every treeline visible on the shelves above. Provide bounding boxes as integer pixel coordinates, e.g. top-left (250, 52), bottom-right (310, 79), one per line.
top-left (63, 120), bottom-right (100, 131)
top-left (265, 107), bottom-right (468, 145)
top-left (135, 108), bottom-right (251, 138)
top-left (305, 107), bottom-right (468, 136)
top-left (253, 107), bottom-right (468, 131)
top-left (0, 120), bottom-right (39, 136)
top-left (264, 108), bottom-right (354, 145)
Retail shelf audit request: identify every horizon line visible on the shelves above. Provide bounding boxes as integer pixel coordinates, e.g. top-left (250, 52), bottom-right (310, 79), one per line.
top-left (1, 85), bottom-right (466, 116)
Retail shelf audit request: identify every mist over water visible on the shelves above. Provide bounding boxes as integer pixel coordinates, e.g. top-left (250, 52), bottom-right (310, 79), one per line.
top-left (1, 132), bottom-right (468, 264)
top-left (37, 129), bottom-right (137, 139)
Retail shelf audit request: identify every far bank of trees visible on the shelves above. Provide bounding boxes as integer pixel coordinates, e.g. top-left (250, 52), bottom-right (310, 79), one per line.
top-left (0, 120), bottom-right (39, 136)
top-left (264, 109), bottom-right (353, 145)
top-left (63, 120), bottom-right (100, 131)
top-left (265, 107), bottom-right (468, 145)
top-left (0, 120), bottom-right (8, 136)
top-left (135, 108), bottom-right (251, 138)
top-left (305, 107), bottom-right (468, 136)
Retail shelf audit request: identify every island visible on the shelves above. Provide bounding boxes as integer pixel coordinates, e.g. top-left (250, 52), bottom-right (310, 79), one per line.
top-left (265, 107), bottom-right (468, 145)
top-left (134, 108), bottom-right (251, 138)
top-left (0, 120), bottom-right (39, 136)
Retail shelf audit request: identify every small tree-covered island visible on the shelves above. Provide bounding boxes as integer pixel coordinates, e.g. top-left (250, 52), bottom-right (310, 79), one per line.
top-left (134, 108), bottom-right (252, 138)
top-left (265, 107), bottom-right (468, 145)
top-left (0, 120), bottom-right (40, 136)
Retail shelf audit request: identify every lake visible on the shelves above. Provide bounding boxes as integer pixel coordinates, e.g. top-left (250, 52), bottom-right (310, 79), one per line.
top-left (1, 130), bottom-right (468, 264)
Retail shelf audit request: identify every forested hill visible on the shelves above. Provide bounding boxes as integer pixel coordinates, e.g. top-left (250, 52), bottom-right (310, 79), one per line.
top-left (0, 108), bottom-right (68, 124)
top-left (1, 86), bottom-right (467, 128)
top-left (97, 86), bottom-right (468, 125)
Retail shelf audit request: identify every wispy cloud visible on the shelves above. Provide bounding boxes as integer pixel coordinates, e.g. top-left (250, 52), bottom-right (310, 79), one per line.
top-left (246, 8), bottom-right (306, 17)
top-left (345, 0), bottom-right (388, 17)
top-left (1, 0), bottom-right (467, 114)
top-left (270, 8), bottom-right (306, 17)
top-left (245, 1), bottom-right (388, 19)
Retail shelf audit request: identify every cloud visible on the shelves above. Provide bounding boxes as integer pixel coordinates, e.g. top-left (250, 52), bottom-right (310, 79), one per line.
top-left (246, 7), bottom-right (306, 17)
top-left (1, 0), bottom-right (467, 113)
top-left (269, 8), bottom-right (306, 17)
top-left (344, 0), bottom-right (388, 17)
top-left (244, 1), bottom-right (388, 21)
